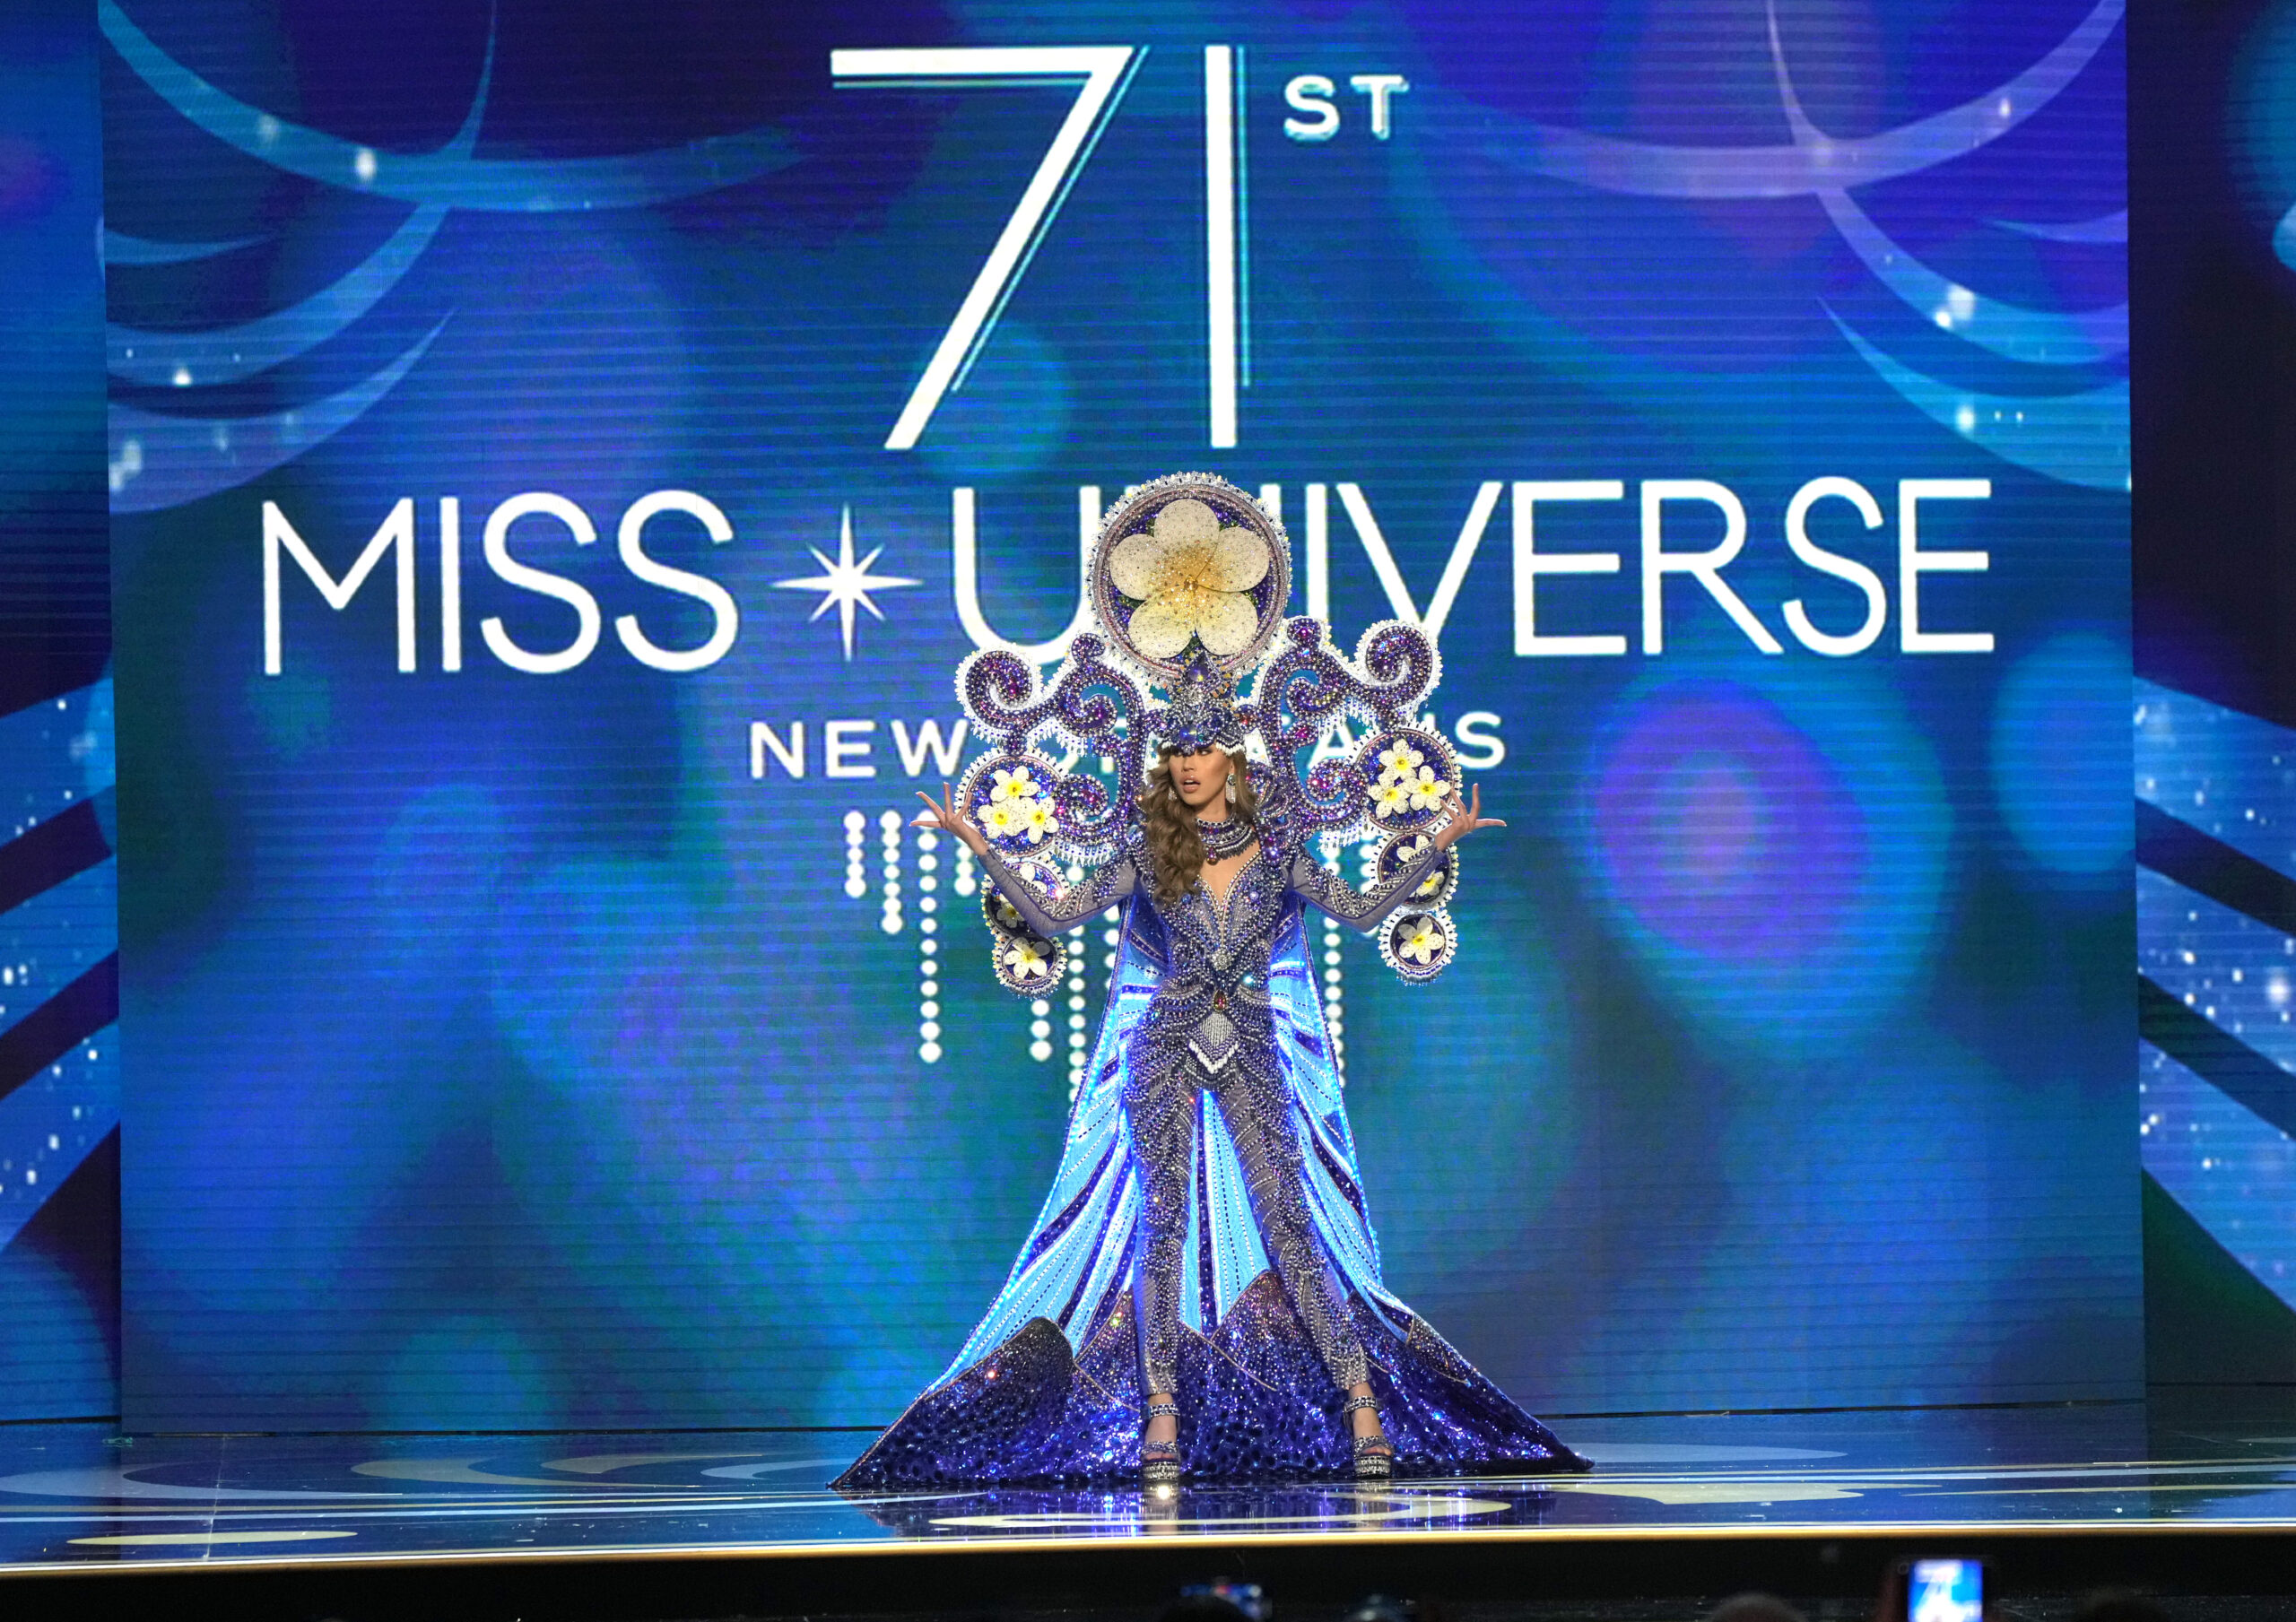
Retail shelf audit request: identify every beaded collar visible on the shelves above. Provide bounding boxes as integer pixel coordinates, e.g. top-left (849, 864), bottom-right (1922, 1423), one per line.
top-left (1196, 813), bottom-right (1257, 861)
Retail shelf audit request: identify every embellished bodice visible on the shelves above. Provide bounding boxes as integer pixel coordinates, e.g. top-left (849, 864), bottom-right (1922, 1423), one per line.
top-left (977, 824), bottom-right (1444, 1078)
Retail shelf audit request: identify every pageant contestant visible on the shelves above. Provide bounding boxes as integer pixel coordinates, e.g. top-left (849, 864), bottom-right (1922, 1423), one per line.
top-left (834, 473), bottom-right (1585, 1489)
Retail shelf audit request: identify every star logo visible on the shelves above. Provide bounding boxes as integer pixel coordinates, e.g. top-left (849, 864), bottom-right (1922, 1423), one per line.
top-left (773, 507), bottom-right (921, 662)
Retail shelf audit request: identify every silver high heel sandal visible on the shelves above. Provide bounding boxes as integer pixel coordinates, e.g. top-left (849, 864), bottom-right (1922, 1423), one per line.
top-left (1344, 1392), bottom-right (1393, 1481)
top-left (1141, 1399), bottom-right (1183, 1486)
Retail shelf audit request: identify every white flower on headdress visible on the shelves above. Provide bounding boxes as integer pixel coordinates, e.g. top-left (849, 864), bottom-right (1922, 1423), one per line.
top-left (1405, 767), bottom-right (1450, 812)
top-left (1022, 798), bottom-right (1057, 844)
top-left (1376, 742), bottom-right (1425, 783)
top-left (991, 766), bottom-right (1039, 803)
top-left (982, 799), bottom-right (1022, 838)
top-left (1004, 937), bottom-right (1053, 979)
top-left (1109, 497), bottom-right (1271, 661)
top-left (1371, 777), bottom-right (1413, 819)
top-left (1395, 832), bottom-right (1446, 897)
top-left (1396, 916), bottom-right (1446, 965)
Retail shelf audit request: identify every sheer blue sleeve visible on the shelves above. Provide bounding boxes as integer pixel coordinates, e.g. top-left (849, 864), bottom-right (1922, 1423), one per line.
top-left (976, 846), bottom-right (1139, 936)
top-left (1285, 844), bottom-right (1445, 932)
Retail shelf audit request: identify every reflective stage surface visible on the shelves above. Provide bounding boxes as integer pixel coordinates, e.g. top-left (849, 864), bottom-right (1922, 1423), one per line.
top-left (6, 1398), bottom-right (2296, 1573)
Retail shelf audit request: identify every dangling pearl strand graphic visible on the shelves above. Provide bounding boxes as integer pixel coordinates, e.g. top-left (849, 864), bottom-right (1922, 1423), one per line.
top-left (917, 827), bottom-right (944, 1064)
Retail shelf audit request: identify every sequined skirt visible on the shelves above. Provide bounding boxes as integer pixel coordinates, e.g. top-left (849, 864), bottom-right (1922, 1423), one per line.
top-left (831, 1272), bottom-right (1589, 1488)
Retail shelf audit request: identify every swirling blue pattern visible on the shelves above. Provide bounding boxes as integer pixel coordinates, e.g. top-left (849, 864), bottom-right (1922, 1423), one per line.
top-left (101, 228), bottom-right (266, 265)
top-left (107, 206), bottom-right (447, 389)
top-left (100, 0), bottom-right (804, 513)
top-left (99, 0), bottom-right (797, 213)
top-left (1474, 0), bottom-right (2121, 199)
top-left (1831, 315), bottom-right (2130, 492)
top-left (1420, 0), bottom-right (2126, 489)
top-left (108, 319), bottom-right (445, 513)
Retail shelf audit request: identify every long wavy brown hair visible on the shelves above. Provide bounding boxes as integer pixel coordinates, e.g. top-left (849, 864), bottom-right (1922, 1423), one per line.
top-left (1139, 747), bottom-right (1259, 904)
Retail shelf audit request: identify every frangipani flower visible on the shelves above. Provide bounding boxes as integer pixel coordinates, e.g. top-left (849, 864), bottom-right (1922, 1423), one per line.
top-left (991, 766), bottom-right (1039, 803)
top-left (1405, 767), bottom-right (1450, 811)
top-left (1109, 497), bottom-right (1271, 660)
top-left (982, 800), bottom-right (1022, 838)
top-left (1371, 777), bottom-right (1413, 819)
top-left (1004, 938), bottom-right (1053, 979)
top-left (1022, 798), bottom-right (1057, 843)
top-left (1377, 742), bottom-right (1425, 782)
top-left (1396, 916), bottom-right (1446, 965)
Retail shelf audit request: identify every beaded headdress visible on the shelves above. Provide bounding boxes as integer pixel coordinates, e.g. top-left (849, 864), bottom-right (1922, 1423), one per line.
top-left (1150, 651), bottom-right (1246, 753)
top-left (952, 473), bottom-right (1466, 993)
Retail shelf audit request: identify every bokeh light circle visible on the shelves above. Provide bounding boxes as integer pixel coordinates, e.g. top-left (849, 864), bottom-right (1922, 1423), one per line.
top-left (1988, 630), bottom-right (2129, 880)
top-left (1577, 671), bottom-right (1950, 1053)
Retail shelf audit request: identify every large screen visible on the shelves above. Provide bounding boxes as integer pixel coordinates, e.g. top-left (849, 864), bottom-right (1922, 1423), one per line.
top-left (105, 0), bottom-right (2135, 1428)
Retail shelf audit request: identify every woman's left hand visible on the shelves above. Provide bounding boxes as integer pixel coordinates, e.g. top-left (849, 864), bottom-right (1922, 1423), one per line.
top-left (1433, 782), bottom-right (1505, 850)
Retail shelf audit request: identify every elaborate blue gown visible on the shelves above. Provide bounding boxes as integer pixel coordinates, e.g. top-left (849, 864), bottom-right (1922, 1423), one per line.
top-left (834, 820), bottom-right (1586, 1488)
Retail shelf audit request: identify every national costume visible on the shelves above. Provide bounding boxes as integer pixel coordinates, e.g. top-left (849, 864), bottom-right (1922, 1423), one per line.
top-left (834, 474), bottom-right (1585, 1488)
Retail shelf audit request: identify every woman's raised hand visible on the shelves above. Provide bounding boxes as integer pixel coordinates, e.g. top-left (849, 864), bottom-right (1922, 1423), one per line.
top-left (1432, 782), bottom-right (1505, 850)
top-left (914, 782), bottom-right (988, 856)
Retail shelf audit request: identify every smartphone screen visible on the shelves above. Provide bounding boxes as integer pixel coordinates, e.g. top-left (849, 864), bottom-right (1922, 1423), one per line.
top-left (1906, 1558), bottom-right (1983, 1622)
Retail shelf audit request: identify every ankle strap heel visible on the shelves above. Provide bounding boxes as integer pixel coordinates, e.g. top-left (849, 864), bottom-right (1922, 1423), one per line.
top-left (1344, 1393), bottom-right (1393, 1480)
top-left (1142, 1401), bottom-right (1184, 1486)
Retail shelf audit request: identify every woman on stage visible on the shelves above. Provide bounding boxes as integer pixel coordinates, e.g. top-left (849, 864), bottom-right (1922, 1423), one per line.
top-left (833, 473), bottom-right (1586, 1490)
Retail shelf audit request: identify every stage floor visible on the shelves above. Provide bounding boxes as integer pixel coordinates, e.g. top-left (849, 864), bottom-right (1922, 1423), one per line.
top-left (5, 1395), bottom-right (2296, 1576)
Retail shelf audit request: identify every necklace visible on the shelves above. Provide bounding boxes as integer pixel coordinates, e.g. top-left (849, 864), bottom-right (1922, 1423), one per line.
top-left (1196, 814), bottom-right (1256, 860)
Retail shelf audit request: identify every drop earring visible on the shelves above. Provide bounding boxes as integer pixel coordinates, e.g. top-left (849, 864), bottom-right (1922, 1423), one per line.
top-left (1225, 775), bottom-right (1237, 805)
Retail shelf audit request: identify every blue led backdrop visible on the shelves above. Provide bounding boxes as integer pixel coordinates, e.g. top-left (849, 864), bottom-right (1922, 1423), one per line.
top-left (0, 0), bottom-right (116, 1424)
top-left (2127, 0), bottom-right (2296, 1375)
top-left (104, 0), bottom-right (2135, 1428)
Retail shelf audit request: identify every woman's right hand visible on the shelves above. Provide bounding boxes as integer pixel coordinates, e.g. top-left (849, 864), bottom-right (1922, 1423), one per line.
top-left (913, 782), bottom-right (988, 856)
